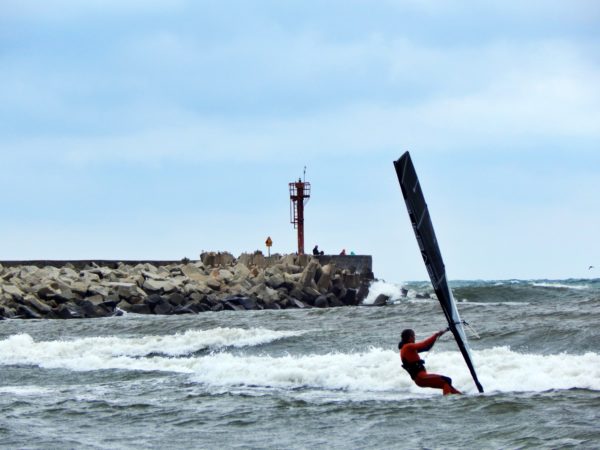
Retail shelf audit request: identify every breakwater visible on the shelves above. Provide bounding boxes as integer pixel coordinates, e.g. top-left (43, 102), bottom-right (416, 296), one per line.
top-left (0, 252), bottom-right (374, 319)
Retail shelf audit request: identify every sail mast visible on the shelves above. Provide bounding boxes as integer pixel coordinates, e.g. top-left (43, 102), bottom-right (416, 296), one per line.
top-left (394, 151), bottom-right (484, 393)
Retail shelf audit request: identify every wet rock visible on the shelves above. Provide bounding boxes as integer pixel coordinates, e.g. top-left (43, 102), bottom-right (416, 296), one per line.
top-left (314, 295), bottom-right (328, 308)
top-left (357, 283), bottom-right (370, 303)
top-left (127, 304), bottom-right (152, 314)
top-left (153, 300), bottom-right (173, 315)
top-left (167, 293), bottom-right (186, 306)
top-left (371, 294), bottom-right (390, 306)
top-left (17, 304), bottom-right (42, 319)
top-left (80, 300), bottom-right (106, 318)
top-left (54, 303), bottom-right (83, 319)
top-left (210, 303), bottom-right (224, 312)
top-left (225, 295), bottom-right (257, 310)
top-left (290, 299), bottom-right (309, 309)
top-left (173, 305), bottom-right (195, 314)
top-left (341, 288), bottom-right (358, 306)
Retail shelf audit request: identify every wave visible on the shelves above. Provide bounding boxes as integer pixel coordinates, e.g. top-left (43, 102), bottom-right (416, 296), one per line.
top-left (531, 282), bottom-right (589, 290)
top-left (0, 327), bottom-right (304, 363)
top-left (363, 280), bottom-right (435, 305)
top-left (2, 332), bottom-right (599, 395)
top-left (363, 281), bottom-right (406, 304)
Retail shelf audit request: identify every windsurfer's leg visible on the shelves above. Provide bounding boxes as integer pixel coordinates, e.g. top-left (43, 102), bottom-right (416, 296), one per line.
top-left (415, 373), bottom-right (461, 395)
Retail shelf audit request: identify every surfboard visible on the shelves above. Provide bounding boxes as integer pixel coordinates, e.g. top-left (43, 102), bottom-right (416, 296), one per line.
top-left (394, 151), bottom-right (484, 393)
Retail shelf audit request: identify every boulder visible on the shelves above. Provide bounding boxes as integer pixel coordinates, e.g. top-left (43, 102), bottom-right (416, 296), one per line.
top-left (232, 263), bottom-right (251, 280)
top-left (173, 305), bottom-right (195, 315)
top-left (54, 303), bottom-right (83, 319)
top-left (357, 283), bottom-right (370, 303)
top-left (80, 300), bottom-right (106, 318)
top-left (87, 284), bottom-right (110, 298)
top-left (301, 286), bottom-right (321, 304)
top-left (186, 302), bottom-right (208, 313)
top-left (265, 272), bottom-right (285, 289)
top-left (153, 300), bottom-right (174, 315)
top-left (225, 295), bottom-right (257, 310)
top-left (181, 264), bottom-right (206, 282)
top-left (341, 288), bottom-right (358, 306)
top-left (314, 295), bottom-right (328, 308)
top-left (127, 304), bottom-right (152, 314)
top-left (316, 264), bottom-right (334, 292)
top-left (21, 295), bottom-right (52, 314)
top-left (327, 293), bottom-right (343, 307)
top-left (144, 294), bottom-right (164, 307)
top-left (109, 282), bottom-right (147, 300)
top-left (167, 293), bottom-right (186, 306)
top-left (263, 301), bottom-right (281, 310)
top-left (70, 281), bottom-right (90, 296)
top-left (17, 304), bottom-right (43, 319)
top-left (205, 278), bottom-right (221, 291)
top-left (59, 267), bottom-right (79, 280)
top-left (86, 294), bottom-right (107, 306)
top-left (215, 269), bottom-right (234, 283)
top-left (300, 259), bottom-right (320, 287)
top-left (343, 273), bottom-right (360, 289)
top-left (223, 301), bottom-right (245, 311)
top-left (3, 284), bottom-right (24, 300)
top-left (142, 278), bottom-right (177, 294)
top-left (371, 294), bottom-right (389, 306)
top-left (290, 299), bottom-right (309, 309)
top-left (210, 303), bottom-right (224, 312)
top-left (0, 305), bottom-right (15, 319)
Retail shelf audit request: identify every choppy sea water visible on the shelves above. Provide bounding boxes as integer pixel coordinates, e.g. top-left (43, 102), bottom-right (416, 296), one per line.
top-left (1, 279), bottom-right (599, 449)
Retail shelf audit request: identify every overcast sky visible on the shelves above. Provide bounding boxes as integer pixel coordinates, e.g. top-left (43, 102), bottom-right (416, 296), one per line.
top-left (1, 0), bottom-right (599, 282)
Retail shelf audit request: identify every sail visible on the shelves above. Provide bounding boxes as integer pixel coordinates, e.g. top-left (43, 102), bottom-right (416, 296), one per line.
top-left (394, 151), bottom-right (484, 393)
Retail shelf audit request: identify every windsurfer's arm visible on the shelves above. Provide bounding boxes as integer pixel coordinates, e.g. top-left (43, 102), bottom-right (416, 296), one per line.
top-left (415, 330), bottom-right (447, 353)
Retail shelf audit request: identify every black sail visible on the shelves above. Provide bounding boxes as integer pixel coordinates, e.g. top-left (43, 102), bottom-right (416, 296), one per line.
top-left (394, 151), bottom-right (484, 393)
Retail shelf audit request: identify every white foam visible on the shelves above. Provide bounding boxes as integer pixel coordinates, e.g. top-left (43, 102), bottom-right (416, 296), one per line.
top-left (0, 386), bottom-right (53, 396)
top-left (531, 282), bottom-right (589, 290)
top-left (0, 327), bottom-right (303, 367)
top-left (459, 301), bottom-right (529, 306)
top-left (363, 280), bottom-right (408, 304)
top-left (2, 331), bottom-right (598, 396)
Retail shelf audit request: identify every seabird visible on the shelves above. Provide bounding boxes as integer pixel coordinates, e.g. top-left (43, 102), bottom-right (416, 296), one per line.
top-left (589, 266), bottom-right (594, 270)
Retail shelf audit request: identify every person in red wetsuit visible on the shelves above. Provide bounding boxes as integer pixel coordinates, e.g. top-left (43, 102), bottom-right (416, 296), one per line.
top-left (398, 328), bottom-right (461, 395)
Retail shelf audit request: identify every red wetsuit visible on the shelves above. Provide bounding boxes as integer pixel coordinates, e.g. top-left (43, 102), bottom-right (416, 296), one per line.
top-left (400, 332), bottom-right (461, 395)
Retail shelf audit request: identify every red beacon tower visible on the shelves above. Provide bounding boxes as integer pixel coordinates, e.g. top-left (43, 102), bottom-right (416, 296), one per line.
top-left (289, 168), bottom-right (311, 255)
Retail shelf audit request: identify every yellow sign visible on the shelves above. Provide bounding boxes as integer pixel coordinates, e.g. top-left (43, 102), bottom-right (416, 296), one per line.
top-left (265, 237), bottom-right (273, 247)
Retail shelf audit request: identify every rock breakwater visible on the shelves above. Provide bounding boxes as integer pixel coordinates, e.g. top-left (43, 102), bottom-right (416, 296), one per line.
top-left (0, 252), bottom-right (374, 320)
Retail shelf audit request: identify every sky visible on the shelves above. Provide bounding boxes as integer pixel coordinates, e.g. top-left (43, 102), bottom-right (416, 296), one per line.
top-left (1, 0), bottom-right (599, 282)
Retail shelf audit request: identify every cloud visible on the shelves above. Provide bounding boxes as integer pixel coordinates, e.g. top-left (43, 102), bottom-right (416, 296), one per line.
top-left (3, 43), bottom-right (598, 170)
top-left (0, 0), bottom-right (185, 21)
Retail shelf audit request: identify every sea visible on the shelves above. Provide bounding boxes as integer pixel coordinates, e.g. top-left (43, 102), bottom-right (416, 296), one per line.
top-left (1, 278), bottom-right (599, 449)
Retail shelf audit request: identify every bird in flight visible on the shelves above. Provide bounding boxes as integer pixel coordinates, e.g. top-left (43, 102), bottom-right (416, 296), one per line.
top-left (589, 266), bottom-right (595, 270)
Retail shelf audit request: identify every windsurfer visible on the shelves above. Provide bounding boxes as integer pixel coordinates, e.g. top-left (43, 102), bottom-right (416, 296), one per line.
top-left (398, 328), bottom-right (462, 395)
